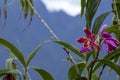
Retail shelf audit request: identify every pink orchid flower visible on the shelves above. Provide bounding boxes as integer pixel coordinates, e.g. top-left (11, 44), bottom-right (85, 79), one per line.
top-left (77, 28), bottom-right (100, 53)
top-left (100, 24), bottom-right (120, 53)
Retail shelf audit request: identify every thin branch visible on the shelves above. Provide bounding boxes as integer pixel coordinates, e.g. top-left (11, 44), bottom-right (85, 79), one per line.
top-left (26, 0), bottom-right (59, 40)
top-left (26, 0), bottom-right (81, 77)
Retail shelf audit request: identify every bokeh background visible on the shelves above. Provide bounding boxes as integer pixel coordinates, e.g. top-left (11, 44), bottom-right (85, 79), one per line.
top-left (0, 0), bottom-right (115, 80)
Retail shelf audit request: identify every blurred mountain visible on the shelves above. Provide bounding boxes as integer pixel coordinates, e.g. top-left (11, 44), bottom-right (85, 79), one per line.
top-left (0, 0), bottom-right (115, 80)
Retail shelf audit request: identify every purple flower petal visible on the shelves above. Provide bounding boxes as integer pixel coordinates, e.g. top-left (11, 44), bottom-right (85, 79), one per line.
top-left (100, 24), bottom-right (108, 33)
top-left (102, 32), bottom-right (112, 38)
top-left (80, 47), bottom-right (93, 53)
top-left (103, 38), bottom-right (119, 53)
top-left (105, 42), bottom-right (116, 53)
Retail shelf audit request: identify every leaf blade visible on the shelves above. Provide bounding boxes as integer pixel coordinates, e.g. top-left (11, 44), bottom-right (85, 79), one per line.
top-left (0, 38), bottom-right (26, 67)
top-left (34, 68), bottom-right (54, 80)
top-left (92, 11), bottom-right (112, 34)
top-left (54, 41), bottom-right (84, 59)
top-left (68, 62), bottom-right (86, 80)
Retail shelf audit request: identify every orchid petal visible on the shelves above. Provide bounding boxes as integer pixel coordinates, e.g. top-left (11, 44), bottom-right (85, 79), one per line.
top-left (80, 47), bottom-right (93, 53)
top-left (100, 24), bottom-right (108, 33)
top-left (77, 37), bottom-right (88, 43)
top-left (102, 32), bottom-right (112, 38)
top-left (84, 28), bottom-right (92, 37)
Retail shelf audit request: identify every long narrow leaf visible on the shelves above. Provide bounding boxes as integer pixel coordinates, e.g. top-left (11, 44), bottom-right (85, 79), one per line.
top-left (80, 0), bottom-right (86, 17)
top-left (24, 0), bottom-right (29, 18)
top-left (97, 59), bottom-right (120, 76)
top-left (93, 48), bottom-right (120, 72)
top-left (19, 0), bottom-right (24, 10)
top-left (34, 68), bottom-right (54, 80)
top-left (86, 0), bottom-right (101, 29)
top-left (54, 41), bottom-right (84, 59)
top-left (92, 11), bottom-right (112, 34)
top-left (0, 38), bottom-right (26, 67)
top-left (26, 40), bottom-right (49, 66)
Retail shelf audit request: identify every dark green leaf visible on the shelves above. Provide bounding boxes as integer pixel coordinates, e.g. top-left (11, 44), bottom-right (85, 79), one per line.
top-left (92, 11), bottom-right (112, 34)
top-left (80, 0), bottom-right (86, 17)
top-left (85, 50), bottom-right (95, 62)
top-left (104, 47), bottom-right (120, 60)
top-left (29, 0), bottom-right (34, 20)
top-left (97, 59), bottom-right (120, 76)
top-left (93, 48), bottom-right (120, 72)
top-left (19, 0), bottom-right (24, 10)
top-left (106, 24), bottom-right (120, 33)
top-left (86, 0), bottom-right (101, 29)
top-left (54, 41), bottom-right (84, 59)
top-left (26, 40), bottom-right (49, 66)
top-left (92, 73), bottom-right (98, 80)
top-left (34, 68), bottom-right (54, 80)
top-left (0, 38), bottom-right (26, 67)
top-left (24, 0), bottom-right (29, 18)
top-left (68, 62), bottom-right (86, 80)
top-left (80, 76), bottom-right (88, 80)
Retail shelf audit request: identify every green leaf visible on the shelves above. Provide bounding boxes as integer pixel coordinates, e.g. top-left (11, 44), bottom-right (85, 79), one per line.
top-left (93, 48), bottom-right (120, 72)
top-left (0, 38), bottom-right (26, 68)
top-left (92, 73), bottom-right (98, 80)
top-left (26, 40), bottom-right (49, 66)
top-left (0, 69), bottom-right (20, 77)
top-left (104, 47), bottom-right (120, 60)
top-left (86, 0), bottom-right (101, 29)
top-left (34, 68), bottom-right (54, 80)
top-left (80, 76), bottom-right (88, 80)
top-left (54, 41), bottom-right (84, 59)
top-left (97, 59), bottom-right (120, 76)
top-left (106, 24), bottom-right (120, 33)
top-left (29, 0), bottom-right (34, 21)
top-left (19, 0), bottom-right (24, 10)
top-left (85, 50), bottom-right (95, 62)
top-left (80, 0), bottom-right (86, 17)
top-left (68, 62), bottom-right (86, 80)
top-left (24, 0), bottom-right (29, 18)
top-left (92, 11), bottom-right (112, 34)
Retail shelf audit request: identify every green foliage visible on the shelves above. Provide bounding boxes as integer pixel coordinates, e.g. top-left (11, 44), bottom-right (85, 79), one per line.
top-left (54, 41), bottom-right (85, 59)
top-left (19, 0), bottom-right (35, 24)
top-left (2, 0), bottom-right (120, 80)
top-left (0, 38), bottom-right (26, 68)
top-left (85, 50), bottom-right (95, 62)
top-left (26, 44), bottom-right (42, 66)
top-left (80, 0), bottom-right (86, 17)
top-left (34, 68), bottom-right (54, 80)
top-left (92, 11), bottom-right (112, 34)
top-left (92, 73), bottom-right (98, 80)
top-left (93, 47), bottom-right (120, 72)
top-left (106, 24), bottom-right (120, 34)
top-left (85, 0), bottom-right (101, 29)
top-left (97, 59), bottom-right (120, 76)
top-left (68, 62), bottom-right (86, 80)
top-left (26, 40), bottom-right (49, 66)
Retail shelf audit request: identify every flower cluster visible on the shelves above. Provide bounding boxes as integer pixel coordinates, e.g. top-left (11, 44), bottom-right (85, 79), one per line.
top-left (77, 24), bottom-right (120, 53)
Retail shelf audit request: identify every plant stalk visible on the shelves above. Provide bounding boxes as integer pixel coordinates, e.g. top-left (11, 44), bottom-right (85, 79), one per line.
top-left (26, 0), bottom-right (81, 77)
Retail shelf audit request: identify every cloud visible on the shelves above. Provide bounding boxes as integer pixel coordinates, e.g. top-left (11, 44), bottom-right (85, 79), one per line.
top-left (41, 0), bottom-right (81, 17)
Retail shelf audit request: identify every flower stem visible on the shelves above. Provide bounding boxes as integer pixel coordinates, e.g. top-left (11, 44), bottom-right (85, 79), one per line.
top-left (88, 51), bottom-right (99, 80)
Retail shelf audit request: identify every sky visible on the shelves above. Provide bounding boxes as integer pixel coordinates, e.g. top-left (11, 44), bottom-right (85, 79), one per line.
top-left (41, 0), bottom-right (81, 17)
